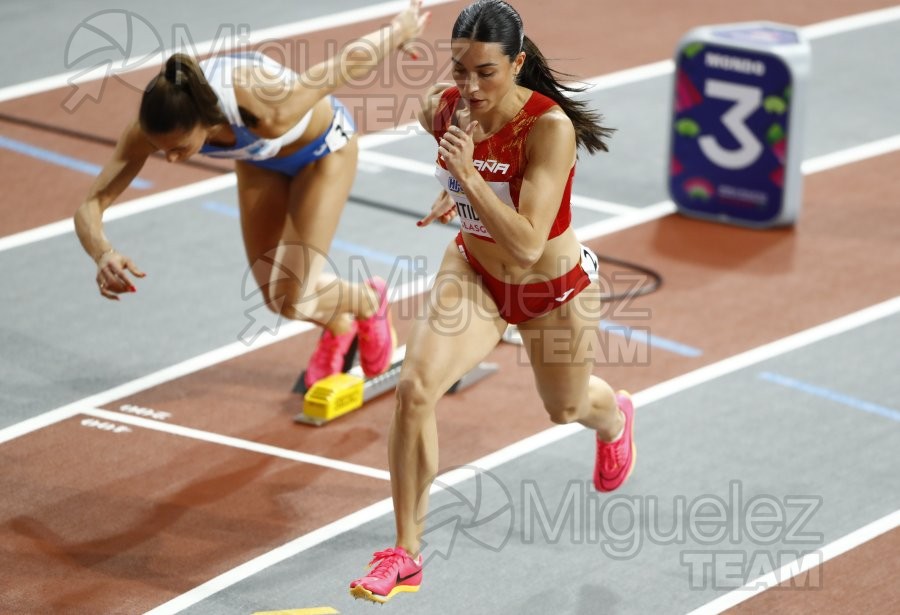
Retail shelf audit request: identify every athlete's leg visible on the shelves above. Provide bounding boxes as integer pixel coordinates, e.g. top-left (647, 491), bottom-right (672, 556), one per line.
top-left (282, 136), bottom-right (381, 333)
top-left (391, 240), bottom-right (507, 556)
top-left (236, 138), bottom-right (377, 333)
top-left (517, 280), bottom-right (636, 492)
top-left (516, 281), bottom-right (623, 440)
top-left (235, 160), bottom-right (295, 313)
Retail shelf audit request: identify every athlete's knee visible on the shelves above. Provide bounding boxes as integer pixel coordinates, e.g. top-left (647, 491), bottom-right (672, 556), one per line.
top-left (395, 374), bottom-right (437, 421)
top-left (543, 399), bottom-right (585, 425)
top-left (263, 278), bottom-right (319, 321)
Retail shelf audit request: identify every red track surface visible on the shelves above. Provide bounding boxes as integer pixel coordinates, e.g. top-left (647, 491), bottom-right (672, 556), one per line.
top-left (2, 1), bottom-right (898, 613)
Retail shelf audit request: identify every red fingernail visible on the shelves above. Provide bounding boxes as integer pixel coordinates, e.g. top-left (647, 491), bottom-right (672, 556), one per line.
top-left (130, 286), bottom-right (137, 292)
top-left (416, 221), bottom-right (423, 227)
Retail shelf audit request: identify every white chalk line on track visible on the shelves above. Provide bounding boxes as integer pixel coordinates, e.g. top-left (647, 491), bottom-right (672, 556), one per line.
top-left (3, 3), bottom-right (898, 105)
top-left (0, 0), bottom-right (897, 498)
top-left (685, 508), bottom-right (900, 615)
top-left (0, 0), bottom-right (459, 104)
top-left (0, 272), bottom-right (433, 448)
top-left (3, 6), bottom-right (900, 253)
top-left (143, 295), bottom-right (900, 615)
top-left (140, 8), bottom-right (900, 610)
top-left (0, 5), bottom-right (898, 613)
top-left (121, 131), bottom-right (900, 613)
top-left (2, 117), bottom-right (894, 451)
top-left (81, 407), bottom-right (391, 481)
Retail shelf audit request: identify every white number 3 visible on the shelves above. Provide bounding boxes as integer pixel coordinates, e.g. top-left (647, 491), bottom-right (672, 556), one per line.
top-left (699, 79), bottom-right (763, 170)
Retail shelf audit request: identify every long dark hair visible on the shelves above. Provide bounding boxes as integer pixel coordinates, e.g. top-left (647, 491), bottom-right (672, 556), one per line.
top-left (452, 0), bottom-right (613, 153)
top-left (139, 53), bottom-right (226, 134)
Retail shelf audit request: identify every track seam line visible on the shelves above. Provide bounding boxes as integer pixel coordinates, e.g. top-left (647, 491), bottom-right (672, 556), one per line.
top-left (143, 295), bottom-right (900, 615)
top-left (0, 0), bottom-right (459, 104)
top-left (684, 508), bottom-right (900, 615)
top-left (80, 407), bottom-right (391, 481)
top-left (357, 149), bottom-right (639, 215)
top-left (5, 7), bottom-right (900, 251)
top-left (0, 130), bottom-right (897, 446)
top-left (3, 4), bottom-right (898, 104)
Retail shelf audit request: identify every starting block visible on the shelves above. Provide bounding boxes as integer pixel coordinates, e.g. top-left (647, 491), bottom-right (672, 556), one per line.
top-left (294, 344), bottom-right (498, 426)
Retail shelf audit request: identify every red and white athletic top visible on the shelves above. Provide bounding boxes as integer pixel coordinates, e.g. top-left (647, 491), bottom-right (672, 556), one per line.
top-left (432, 86), bottom-right (574, 242)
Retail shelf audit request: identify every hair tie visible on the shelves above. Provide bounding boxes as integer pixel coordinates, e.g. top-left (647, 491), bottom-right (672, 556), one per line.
top-left (165, 62), bottom-right (183, 86)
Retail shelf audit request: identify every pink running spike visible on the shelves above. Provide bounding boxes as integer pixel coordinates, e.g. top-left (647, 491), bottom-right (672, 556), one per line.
top-left (349, 546), bottom-right (423, 603)
top-left (304, 321), bottom-right (358, 389)
top-left (356, 277), bottom-right (396, 378)
top-left (594, 391), bottom-right (636, 492)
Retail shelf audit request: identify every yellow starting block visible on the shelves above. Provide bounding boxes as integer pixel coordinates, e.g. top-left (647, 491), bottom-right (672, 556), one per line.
top-left (295, 346), bottom-right (497, 426)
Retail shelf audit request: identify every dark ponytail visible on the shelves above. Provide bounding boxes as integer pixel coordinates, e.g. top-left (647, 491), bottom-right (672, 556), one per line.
top-left (139, 53), bottom-right (225, 135)
top-left (452, 0), bottom-right (614, 153)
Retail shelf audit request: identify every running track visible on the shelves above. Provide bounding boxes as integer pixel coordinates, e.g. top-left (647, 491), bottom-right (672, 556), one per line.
top-left (1, 1), bottom-right (898, 613)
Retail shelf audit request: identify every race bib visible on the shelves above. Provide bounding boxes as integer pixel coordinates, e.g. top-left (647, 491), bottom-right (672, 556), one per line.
top-left (324, 106), bottom-right (355, 153)
top-left (434, 167), bottom-right (514, 239)
top-left (579, 245), bottom-right (599, 277)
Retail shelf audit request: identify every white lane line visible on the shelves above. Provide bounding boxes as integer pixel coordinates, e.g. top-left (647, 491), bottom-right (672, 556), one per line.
top-left (4, 1), bottom-right (898, 106)
top-left (802, 5), bottom-right (900, 39)
top-left (575, 5), bottom-right (900, 93)
top-left (0, 128), bottom-right (897, 446)
top-left (0, 0), bottom-right (457, 104)
top-left (576, 200), bottom-right (677, 239)
top-left (6, 126), bottom-right (898, 255)
top-left (4, 4), bottom-right (900, 252)
top-left (143, 295), bottom-right (900, 615)
top-left (0, 321), bottom-right (308, 446)
top-left (0, 174), bottom-right (237, 253)
top-left (685, 508), bottom-right (900, 615)
top-left (0, 130), bottom-right (398, 253)
top-left (357, 149), bottom-right (641, 216)
top-left (142, 497), bottom-right (394, 615)
top-left (570, 194), bottom-right (640, 216)
top-left (801, 133), bottom-right (900, 174)
top-left (0, 270), bottom-right (434, 448)
top-left (81, 407), bottom-right (390, 481)
top-left (358, 148), bottom-right (437, 177)
top-left (583, 60), bottom-right (675, 92)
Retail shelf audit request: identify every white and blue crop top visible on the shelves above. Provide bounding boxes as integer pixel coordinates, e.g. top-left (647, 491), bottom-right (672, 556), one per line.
top-left (198, 52), bottom-right (314, 160)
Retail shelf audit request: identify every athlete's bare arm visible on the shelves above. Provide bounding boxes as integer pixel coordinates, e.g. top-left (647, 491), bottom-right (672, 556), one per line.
top-left (234, 0), bottom-right (430, 139)
top-left (74, 119), bottom-right (154, 298)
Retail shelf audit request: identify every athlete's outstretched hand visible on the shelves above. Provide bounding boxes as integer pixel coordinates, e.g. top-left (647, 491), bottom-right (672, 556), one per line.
top-left (438, 120), bottom-right (479, 180)
top-left (417, 190), bottom-right (457, 227)
top-left (392, 0), bottom-right (431, 58)
top-left (96, 249), bottom-right (145, 300)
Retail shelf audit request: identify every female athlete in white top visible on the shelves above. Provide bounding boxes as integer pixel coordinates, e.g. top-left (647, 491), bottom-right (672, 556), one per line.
top-left (74, 0), bottom-right (429, 385)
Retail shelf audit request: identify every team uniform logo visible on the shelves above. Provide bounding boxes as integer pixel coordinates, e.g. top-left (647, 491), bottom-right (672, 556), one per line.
top-left (473, 159), bottom-right (510, 174)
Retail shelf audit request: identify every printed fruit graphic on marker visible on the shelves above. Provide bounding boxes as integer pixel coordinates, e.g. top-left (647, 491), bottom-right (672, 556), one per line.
top-left (683, 177), bottom-right (715, 201)
top-left (675, 118), bottom-right (701, 138)
top-left (763, 95), bottom-right (787, 115)
top-left (770, 167), bottom-right (784, 187)
top-left (683, 42), bottom-right (705, 59)
top-left (767, 123), bottom-right (787, 164)
top-left (676, 69), bottom-right (703, 112)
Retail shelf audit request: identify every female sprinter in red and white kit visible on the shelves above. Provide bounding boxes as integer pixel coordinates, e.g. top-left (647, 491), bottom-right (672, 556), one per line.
top-left (349, 0), bottom-right (635, 604)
